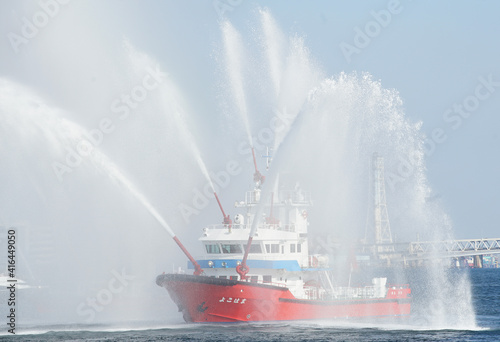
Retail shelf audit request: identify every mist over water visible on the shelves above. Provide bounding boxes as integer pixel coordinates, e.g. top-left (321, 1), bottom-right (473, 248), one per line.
top-left (0, 7), bottom-right (476, 331)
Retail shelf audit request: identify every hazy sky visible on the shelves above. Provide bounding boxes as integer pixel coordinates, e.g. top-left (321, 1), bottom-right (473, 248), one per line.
top-left (1, 1), bottom-right (499, 242)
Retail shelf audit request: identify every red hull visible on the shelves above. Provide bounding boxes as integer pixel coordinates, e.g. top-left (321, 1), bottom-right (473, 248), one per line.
top-left (156, 274), bottom-right (411, 323)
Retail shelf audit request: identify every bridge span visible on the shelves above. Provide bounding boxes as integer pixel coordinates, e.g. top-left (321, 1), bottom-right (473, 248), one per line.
top-left (360, 238), bottom-right (500, 267)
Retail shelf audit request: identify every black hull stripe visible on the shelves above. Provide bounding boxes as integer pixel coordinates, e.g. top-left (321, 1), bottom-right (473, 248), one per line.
top-left (157, 274), bottom-right (411, 306)
top-left (279, 297), bottom-right (412, 306)
top-left (156, 273), bottom-right (289, 291)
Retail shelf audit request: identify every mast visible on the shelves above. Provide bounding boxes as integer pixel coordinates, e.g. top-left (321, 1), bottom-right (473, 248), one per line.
top-left (238, 112), bottom-right (307, 280)
top-left (237, 147), bottom-right (270, 280)
top-left (265, 192), bottom-right (279, 225)
top-left (263, 146), bottom-right (273, 170)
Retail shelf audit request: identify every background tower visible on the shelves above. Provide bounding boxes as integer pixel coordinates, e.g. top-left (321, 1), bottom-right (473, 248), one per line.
top-left (373, 153), bottom-right (393, 251)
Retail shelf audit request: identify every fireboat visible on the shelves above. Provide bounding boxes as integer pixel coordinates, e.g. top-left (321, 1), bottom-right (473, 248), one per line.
top-left (156, 149), bottom-right (411, 322)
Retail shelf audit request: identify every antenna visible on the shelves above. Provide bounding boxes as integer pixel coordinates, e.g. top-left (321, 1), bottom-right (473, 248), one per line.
top-left (263, 146), bottom-right (273, 170)
top-left (238, 147), bottom-right (267, 280)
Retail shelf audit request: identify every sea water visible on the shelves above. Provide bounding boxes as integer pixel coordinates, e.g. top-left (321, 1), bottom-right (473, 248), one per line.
top-left (3, 268), bottom-right (498, 341)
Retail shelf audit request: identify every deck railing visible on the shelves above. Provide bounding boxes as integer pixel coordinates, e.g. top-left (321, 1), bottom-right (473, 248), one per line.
top-left (243, 190), bottom-right (312, 206)
top-left (303, 285), bottom-right (384, 300)
top-left (205, 223), bottom-right (301, 232)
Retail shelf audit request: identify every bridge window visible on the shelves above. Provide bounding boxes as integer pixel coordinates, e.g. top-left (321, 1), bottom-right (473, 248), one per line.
top-left (250, 275), bottom-right (258, 283)
top-left (221, 244), bottom-right (243, 254)
top-left (249, 244), bottom-right (262, 253)
top-left (265, 244), bottom-right (280, 253)
top-left (263, 275), bottom-right (272, 283)
top-left (290, 244), bottom-right (296, 253)
top-left (205, 244), bottom-right (221, 254)
top-left (297, 243), bottom-right (302, 253)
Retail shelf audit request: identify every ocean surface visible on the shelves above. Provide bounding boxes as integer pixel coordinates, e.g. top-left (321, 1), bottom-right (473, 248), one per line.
top-left (2, 268), bottom-right (499, 341)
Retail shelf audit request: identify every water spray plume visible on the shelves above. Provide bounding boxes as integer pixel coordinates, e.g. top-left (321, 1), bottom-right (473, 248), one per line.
top-left (259, 7), bottom-right (285, 96)
top-left (196, 154), bottom-right (215, 192)
top-left (64, 124), bottom-right (205, 275)
top-left (0, 78), bottom-right (203, 276)
top-left (130, 33), bottom-right (215, 198)
top-left (0, 7), bottom-right (481, 329)
top-left (236, 9), bottom-right (477, 329)
top-left (125, 41), bottom-right (207, 276)
top-left (163, 110), bottom-right (213, 192)
top-left (91, 153), bottom-right (174, 237)
top-left (221, 20), bottom-right (253, 147)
